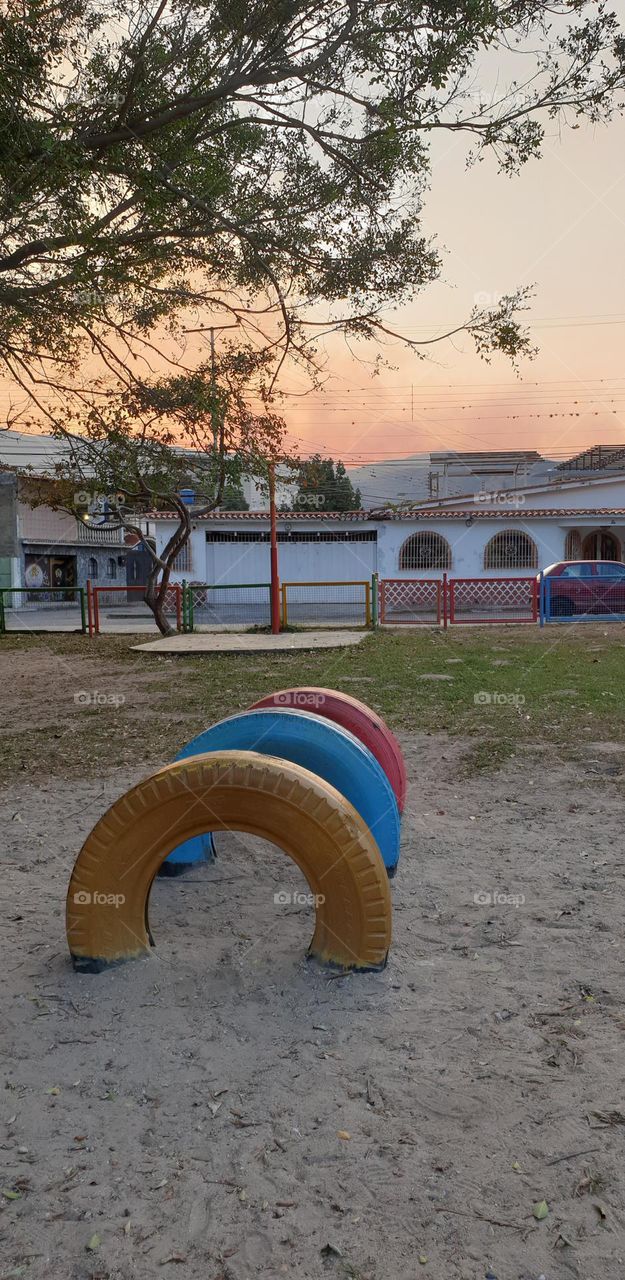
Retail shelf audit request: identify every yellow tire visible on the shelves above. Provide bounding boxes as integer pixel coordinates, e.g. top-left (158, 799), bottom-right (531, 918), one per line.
top-left (66, 751), bottom-right (392, 973)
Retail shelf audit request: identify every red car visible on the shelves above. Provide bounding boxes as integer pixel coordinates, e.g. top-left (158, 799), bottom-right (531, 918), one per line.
top-left (541, 560), bottom-right (625, 617)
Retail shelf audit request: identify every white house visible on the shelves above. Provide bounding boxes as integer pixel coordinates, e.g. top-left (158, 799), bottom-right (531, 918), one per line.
top-left (152, 469), bottom-right (625, 590)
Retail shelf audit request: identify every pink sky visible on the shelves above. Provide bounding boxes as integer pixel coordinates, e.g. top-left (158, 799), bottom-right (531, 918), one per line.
top-left (277, 113), bottom-right (625, 466)
top-left (2, 106), bottom-right (624, 466)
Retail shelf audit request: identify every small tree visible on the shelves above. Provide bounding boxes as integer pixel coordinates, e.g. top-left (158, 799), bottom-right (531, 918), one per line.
top-left (218, 482), bottom-right (250, 512)
top-left (293, 456), bottom-right (362, 512)
top-left (25, 357), bottom-right (285, 634)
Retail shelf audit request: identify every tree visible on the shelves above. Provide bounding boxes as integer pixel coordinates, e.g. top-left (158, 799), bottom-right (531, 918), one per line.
top-left (293, 455), bottom-right (362, 511)
top-left (218, 482), bottom-right (250, 511)
top-left (2, 0), bottom-right (625, 419)
top-left (23, 355), bottom-right (285, 633)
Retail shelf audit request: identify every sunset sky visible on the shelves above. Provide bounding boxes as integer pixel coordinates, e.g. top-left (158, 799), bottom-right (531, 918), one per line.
top-left (3, 27), bottom-right (625, 472)
top-left (275, 110), bottom-right (625, 469)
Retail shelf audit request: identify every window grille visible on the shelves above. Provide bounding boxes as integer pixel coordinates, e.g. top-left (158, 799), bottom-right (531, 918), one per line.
top-left (564, 530), bottom-right (581, 559)
top-left (172, 541), bottom-right (193, 571)
top-left (204, 530), bottom-right (377, 545)
top-left (484, 530), bottom-right (537, 570)
top-left (399, 531), bottom-right (451, 571)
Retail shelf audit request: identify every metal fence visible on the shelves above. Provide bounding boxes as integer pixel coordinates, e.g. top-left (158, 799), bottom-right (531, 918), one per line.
top-left (184, 583), bottom-right (271, 630)
top-left (281, 580), bottom-right (371, 628)
top-left (90, 583), bottom-right (182, 635)
top-left (542, 572), bottom-right (625, 623)
top-left (379, 578), bottom-right (442, 625)
top-left (377, 576), bottom-right (538, 626)
top-left (449, 577), bottom-right (538, 624)
top-left (0, 586), bottom-right (87, 633)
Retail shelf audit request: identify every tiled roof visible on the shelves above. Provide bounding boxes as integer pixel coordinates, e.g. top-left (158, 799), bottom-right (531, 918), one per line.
top-left (148, 507), bottom-right (625, 522)
top-left (371, 508), bottom-right (625, 519)
top-left (148, 508), bottom-right (372, 521)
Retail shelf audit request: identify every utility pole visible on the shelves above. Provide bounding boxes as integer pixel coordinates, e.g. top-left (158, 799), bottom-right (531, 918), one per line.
top-left (268, 462), bottom-right (281, 634)
top-left (210, 327), bottom-right (217, 450)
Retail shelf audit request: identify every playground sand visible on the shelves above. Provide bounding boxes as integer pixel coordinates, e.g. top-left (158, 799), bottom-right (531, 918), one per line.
top-left (2, 734), bottom-right (625, 1278)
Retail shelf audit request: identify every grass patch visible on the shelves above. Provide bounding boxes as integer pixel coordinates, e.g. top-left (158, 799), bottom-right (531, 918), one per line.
top-left (2, 623), bottom-right (624, 780)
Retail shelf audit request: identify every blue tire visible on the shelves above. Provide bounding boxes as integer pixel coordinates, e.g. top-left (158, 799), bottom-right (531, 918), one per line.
top-left (163, 708), bottom-right (401, 874)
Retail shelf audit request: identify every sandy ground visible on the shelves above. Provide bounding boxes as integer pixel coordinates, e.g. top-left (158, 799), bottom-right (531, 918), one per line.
top-left (2, 733), bottom-right (625, 1280)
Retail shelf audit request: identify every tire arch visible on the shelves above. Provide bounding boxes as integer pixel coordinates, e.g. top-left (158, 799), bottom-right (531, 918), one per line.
top-left (66, 751), bottom-right (392, 974)
top-left (250, 688), bottom-right (407, 812)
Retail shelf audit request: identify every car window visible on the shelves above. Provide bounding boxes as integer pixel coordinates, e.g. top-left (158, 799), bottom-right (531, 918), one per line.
top-left (596, 563), bottom-right (625, 577)
top-left (560, 564), bottom-right (593, 578)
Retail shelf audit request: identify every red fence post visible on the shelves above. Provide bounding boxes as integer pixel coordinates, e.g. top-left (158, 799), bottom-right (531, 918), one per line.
top-left (86, 579), bottom-right (94, 638)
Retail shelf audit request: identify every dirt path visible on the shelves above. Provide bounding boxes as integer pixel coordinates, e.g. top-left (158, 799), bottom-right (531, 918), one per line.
top-left (2, 733), bottom-right (625, 1279)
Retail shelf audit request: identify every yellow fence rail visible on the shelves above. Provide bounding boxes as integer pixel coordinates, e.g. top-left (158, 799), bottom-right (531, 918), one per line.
top-left (281, 580), bottom-right (371, 629)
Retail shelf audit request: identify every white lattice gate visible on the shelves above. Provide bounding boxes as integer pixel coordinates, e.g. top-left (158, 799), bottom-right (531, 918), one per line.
top-left (379, 578), bottom-right (442, 625)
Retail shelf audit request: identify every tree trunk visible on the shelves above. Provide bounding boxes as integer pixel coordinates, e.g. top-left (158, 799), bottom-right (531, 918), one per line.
top-left (144, 562), bottom-right (176, 637)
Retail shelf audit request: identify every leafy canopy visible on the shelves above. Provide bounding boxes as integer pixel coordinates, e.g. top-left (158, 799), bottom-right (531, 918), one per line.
top-left (2, 0), bottom-right (624, 416)
top-left (291, 454), bottom-right (362, 511)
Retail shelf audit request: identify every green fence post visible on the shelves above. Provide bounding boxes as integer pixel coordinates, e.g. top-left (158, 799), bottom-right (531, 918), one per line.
top-left (371, 573), bottom-right (379, 628)
top-left (79, 588), bottom-right (87, 634)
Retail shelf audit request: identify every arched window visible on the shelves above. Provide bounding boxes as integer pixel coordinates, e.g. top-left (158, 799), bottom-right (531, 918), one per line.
top-left (582, 530), bottom-right (620, 561)
top-left (565, 530), bottom-right (581, 560)
top-left (399, 531), bottom-right (451, 571)
top-left (484, 530), bottom-right (537, 571)
top-left (88, 556), bottom-right (98, 580)
top-left (107, 557), bottom-right (117, 579)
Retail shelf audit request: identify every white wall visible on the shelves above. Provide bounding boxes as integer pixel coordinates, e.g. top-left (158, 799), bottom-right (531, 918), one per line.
top-left (156, 514), bottom-right (625, 586)
top-left (426, 472), bottom-right (625, 511)
top-left (377, 519), bottom-right (570, 578)
top-left (157, 520), bottom-right (377, 585)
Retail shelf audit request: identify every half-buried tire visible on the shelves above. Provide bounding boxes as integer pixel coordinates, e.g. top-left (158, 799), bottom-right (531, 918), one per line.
top-left (250, 688), bottom-right (407, 813)
top-left (66, 751), bottom-right (392, 975)
top-left (162, 708), bottom-right (401, 875)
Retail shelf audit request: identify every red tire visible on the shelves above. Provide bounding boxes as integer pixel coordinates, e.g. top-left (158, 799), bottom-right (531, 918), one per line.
top-left (250, 687), bottom-right (407, 813)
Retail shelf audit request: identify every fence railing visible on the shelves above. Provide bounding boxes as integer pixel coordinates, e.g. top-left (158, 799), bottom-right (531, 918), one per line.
top-left (281, 580), bottom-right (371, 628)
top-left (541, 572), bottom-right (625, 623)
top-left (449, 577), bottom-right (538, 625)
top-left (378, 576), bottom-right (538, 626)
top-left (1, 573), bottom-right (579, 637)
top-left (184, 582), bottom-right (271, 630)
top-left (0, 586), bottom-right (87, 633)
top-left (90, 583), bottom-right (182, 635)
top-left (379, 578), bottom-right (442, 625)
